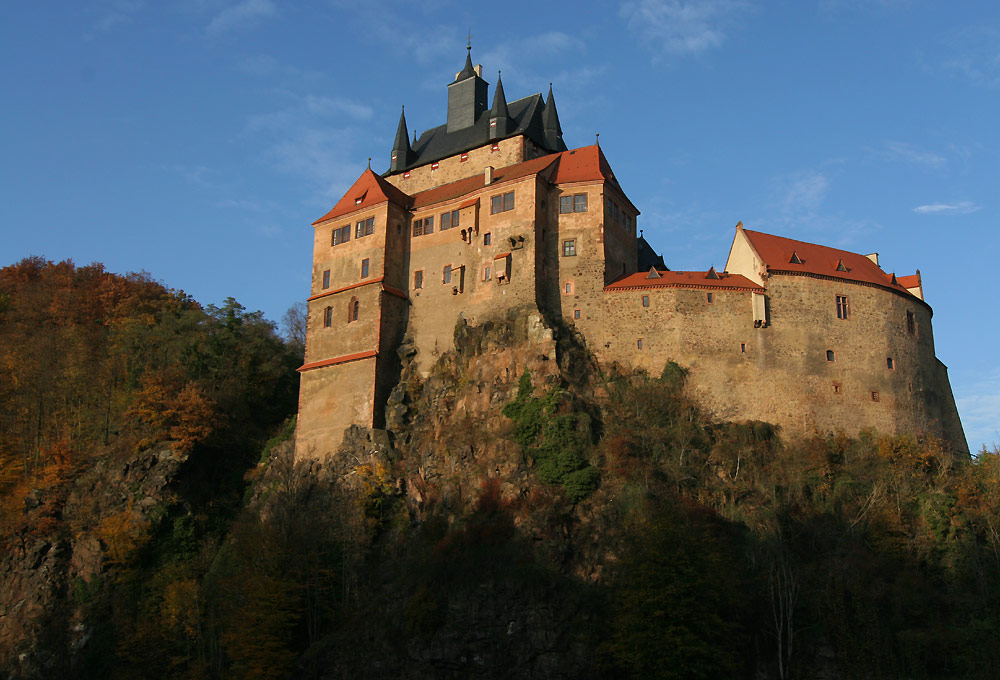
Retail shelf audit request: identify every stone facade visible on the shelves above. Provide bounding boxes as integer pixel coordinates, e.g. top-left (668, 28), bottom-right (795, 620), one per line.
top-left (294, 54), bottom-right (967, 460)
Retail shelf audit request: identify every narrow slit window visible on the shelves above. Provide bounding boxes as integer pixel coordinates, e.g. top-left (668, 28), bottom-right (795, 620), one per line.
top-left (443, 265), bottom-right (452, 284)
top-left (637, 338), bottom-right (643, 350)
top-left (707, 292), bottom-right (714, 304)
top-left (906, 311), bottom-right (916, 335)
top-left (360, 258), bottom-right (369, 278)
top-left (642, 295), bottom-right (650, 307)
top-left (740, 343), bottom-right (746, 353)
top-left (322, 270), bottom-right (330, 289)
top-left (323, 306), bottom-right (332, 328)
top-left (413, 270), bottom-right (423, 289)
top-left (887, 357), bottom-right (895, 370)
top-left (826, 349), bottom-right (835, 362)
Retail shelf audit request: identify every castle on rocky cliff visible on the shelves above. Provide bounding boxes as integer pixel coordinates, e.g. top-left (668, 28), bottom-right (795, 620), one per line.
top-left (294, 47), bottom-right (966, 459)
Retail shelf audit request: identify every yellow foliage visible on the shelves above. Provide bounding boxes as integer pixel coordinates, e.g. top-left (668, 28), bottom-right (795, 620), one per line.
top-left (96, 501), bottom-right (150, 566)
top-left (162, 577), bottom-right (200, 640)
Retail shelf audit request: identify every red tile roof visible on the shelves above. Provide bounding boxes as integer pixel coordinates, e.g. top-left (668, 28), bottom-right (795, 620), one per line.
top-left (742, 229), bottom-right (914, 295)
top-left (552, 145), bottom-right (638, 213)
top-left (605, 269), bottom-right (763, 292)
top-left (313, 169), bottom-right (412, 225)
top-left (298, 349), bottom-right (377, 372)
top-left (896, 274), bottom-right (920, 289)
top-left (410, 154), bottom-right (559, 209)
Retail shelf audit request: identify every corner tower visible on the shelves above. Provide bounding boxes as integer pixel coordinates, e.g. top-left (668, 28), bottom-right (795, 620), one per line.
top-left (447, 47), bottom-right (488, 132)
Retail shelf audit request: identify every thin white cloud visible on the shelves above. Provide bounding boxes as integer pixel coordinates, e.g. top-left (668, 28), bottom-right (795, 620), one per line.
top-left (781, 171), bottom-right (829, 214)
top-left (942, 27), bottom-right (1000, 88)
top-left (206, 0), bottom-right (275, 35)
top-left (880, 141), bottom-right (947, 168)
top-left (87, 0), bottom-right (145, 37)
top-left (912, 201), bottom-right (980, 215)
top-left (957, 368), bottom-right (1000, 454)
top-left (619, 0), bottom-right (751, 58)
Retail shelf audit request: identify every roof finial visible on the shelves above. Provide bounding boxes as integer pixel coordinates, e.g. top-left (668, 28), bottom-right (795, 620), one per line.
top-left (595, 132), bottom-right (600, 147)
top-left (467, 29), bottom-right (472, 51)
top-left (367, 157), bottom-right (371, 169)
top-left (640, 228), bottom-right (643, 237)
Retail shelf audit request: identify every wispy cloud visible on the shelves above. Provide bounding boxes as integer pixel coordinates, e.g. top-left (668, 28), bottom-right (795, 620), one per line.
top-left (780, 171), bottom-right (829, 214)
top-left (912, 201), bottom-right (980, 215)
top-left (957, 367), bottom-right (1000, 454)
top-left (942, 27), bottom-right (1000, 88)
top-left (206, 0), bottom-right (275, 35)
top-left (619, 0), bottom-right (751, 58)
top-left (879, 141), bottom-right (947, 168)
top-left (87, 0), bottom-right (144, 38)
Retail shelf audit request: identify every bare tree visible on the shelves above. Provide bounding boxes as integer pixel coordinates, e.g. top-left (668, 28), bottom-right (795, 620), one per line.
top-left (281, 302), bottom-right (307, 357)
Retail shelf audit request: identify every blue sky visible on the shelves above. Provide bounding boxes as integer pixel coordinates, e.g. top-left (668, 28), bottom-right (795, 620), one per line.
top-left (2, 1), bottom-right (998, 451)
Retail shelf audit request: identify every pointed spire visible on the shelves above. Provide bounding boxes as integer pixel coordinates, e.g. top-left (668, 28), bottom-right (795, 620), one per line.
top-left (489, 70), bottom-right (510, 140)
top-left (390, 106), bottom-right (412, 173)
top-left (455, 44), bottom-right (477, 82)
top-left (542, 83), bottom-right (565, 151)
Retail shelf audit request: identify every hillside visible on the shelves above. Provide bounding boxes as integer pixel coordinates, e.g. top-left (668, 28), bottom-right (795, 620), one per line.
top-left (1, 259), bottom-right (999, 679)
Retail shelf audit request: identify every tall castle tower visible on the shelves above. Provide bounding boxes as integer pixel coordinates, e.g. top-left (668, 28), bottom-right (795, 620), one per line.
top-left (295, 49), bottom-right (967, 461)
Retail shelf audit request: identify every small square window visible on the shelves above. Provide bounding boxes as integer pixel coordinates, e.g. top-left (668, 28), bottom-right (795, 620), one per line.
top-left (833, 382), bottom-right (842, 394)
top-left (414, 270), bottom-right (423, 289)
top-left (443, 265), bottom-right (452, 284)
top-left (887, 357), bottom-right (895, 370)
top-left (361, 258), bottom-right (369, 278)
top-left (322, 270), bottom-right (330, 289)
top-left (573, 309), bottom-right (581, 319)
top-left (826, 349), bottom-right (835, 362)
top-left (642, 295), bottom-right (649, 307)
top-left (707, 292), bottom-right (714, 304)
top-left (871, 391), bottom-right (880, 402)
top-left (562, 239), bottom-right (576, 257)
top-left (355, 216), bottom-right (374, 239)
top-left (332, 224), bottom-right (350, 246)
top-left (484, 232), bottom-right (492, 246)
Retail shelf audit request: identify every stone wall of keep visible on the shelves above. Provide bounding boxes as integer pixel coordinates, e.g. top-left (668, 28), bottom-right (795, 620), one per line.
top-left (294, 357), bottom-right (376, 460)
top-left (539, 181), bottom-right (610, 349)
top-left (304, 283), bottom-right (382, 365)
top-left (312, 203), bottom-right (391, 295)
top-left (405, 175), bottom-right (540, 375)
top-left (385, 137), bottom-right (525, 195)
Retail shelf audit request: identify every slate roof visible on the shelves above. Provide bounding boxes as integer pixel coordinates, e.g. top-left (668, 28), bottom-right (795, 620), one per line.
top-left (636, 234), bottom-right (666, 271)
top-left (742, 228), bottom-right (917, 295)
top-left (606, 269), bottom-right (763, 292)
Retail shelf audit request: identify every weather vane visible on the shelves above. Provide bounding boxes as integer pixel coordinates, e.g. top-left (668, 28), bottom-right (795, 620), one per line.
top-left (467, 29), bottom-right (472, 51)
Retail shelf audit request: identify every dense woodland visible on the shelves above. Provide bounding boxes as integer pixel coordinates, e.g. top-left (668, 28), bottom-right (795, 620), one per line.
top-left (1, 257), bottom-right (999, 679)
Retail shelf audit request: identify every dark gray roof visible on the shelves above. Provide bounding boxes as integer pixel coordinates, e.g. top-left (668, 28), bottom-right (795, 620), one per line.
top-left (385, 89), bottom-right (567, 175)
top-left (637, 235), bottom-right (667, 271)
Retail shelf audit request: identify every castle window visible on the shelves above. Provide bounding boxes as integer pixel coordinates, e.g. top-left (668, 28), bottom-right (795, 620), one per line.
top-left (323, 306), bottom-right (332, 328)
top-left (361, 258), bottom-right (369, 278)
top-left (871, 391), bottom-right (880, 402)
top-left (564, 281), bottom-right (574, 294)
top-left (443, 265), bottom-right (452, 284)
top-left (355, 217), bottom-right (374, 239)
top-left (887, 357), bottom-right (895, 370)
top-left (483, 265), bottom-right (491, 281)
top-left (707, 292), bottom-right (714, 304)
top-left (574, 193), bottom-right (588, 212)
top-left (574, 309), bottom-right (581, 319)
top-left (414, 270), bottom-right (423, 289)
top-left (490, 191), bottom-right (515, 214)
top-left (642, 295), bottom-right (649, 307)
top-left (826, 349), bottom-right (835, 362)
top-left (413, 216), bottom-right (434, 236)
top-left (836, 295), bottom-right (850, 319)
top-left (637, 338), bottom-right (643, 350)
top-left (626, 215), bottom-right (633, 232)
top-left (833, 382), bottom-right (842, 394)
top-left (441, 209), bottom-right (460, 230)
top-left (741, 343), bottom-right (746, 353)
top-left (484, 232), bottom-right (492, 246)
top-left (322, 270), bottom-right (330, 289)
top-left (348, 298), bottom-right (359, 323)
top-left (562, 239), bottom-right (576, 256)
top-left (559, 195), bottom-right (573, 213)
top-left (906, 310), bottom-right (916, 335)
top-left (332, 225), bottom-right (351, 246)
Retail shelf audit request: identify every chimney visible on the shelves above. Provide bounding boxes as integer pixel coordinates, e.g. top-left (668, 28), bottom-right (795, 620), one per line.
top-left (484, 166), bottom-right (493, 184)
top-left (865, 252), bottom-right (879, 266)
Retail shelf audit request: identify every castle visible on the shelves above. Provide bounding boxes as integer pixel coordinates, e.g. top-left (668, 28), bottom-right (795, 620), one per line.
top-left (294, 48), bottom-right (966, 459)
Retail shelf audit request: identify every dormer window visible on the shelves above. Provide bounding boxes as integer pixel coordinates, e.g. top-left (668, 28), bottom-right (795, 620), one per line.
top-left (836, 259), bottom-right (848, 272)
top-left (403, 171), bottom-right (411, 179)
top-left (491, 143), bottom-right (500, 152)
top-left (789, 252), bottom-right (803, 264)
top-left (431, 162), bottom-right (440, 170)
top-left (461, 153), bottom-right (469, 162)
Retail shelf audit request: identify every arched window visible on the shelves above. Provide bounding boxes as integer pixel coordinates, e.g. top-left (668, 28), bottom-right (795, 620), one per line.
top-left (348, 297), bottom-right (359, 323)
top-left (323, 306), bottom-right (332, 328)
